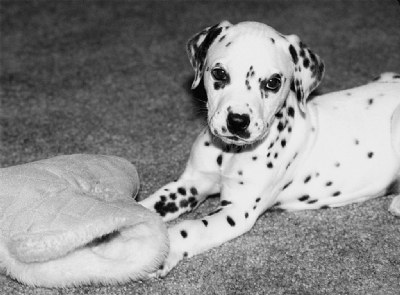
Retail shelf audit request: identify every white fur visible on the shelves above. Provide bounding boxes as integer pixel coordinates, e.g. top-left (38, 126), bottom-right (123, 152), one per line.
top-left (140, 21), bottom-right (400, 277)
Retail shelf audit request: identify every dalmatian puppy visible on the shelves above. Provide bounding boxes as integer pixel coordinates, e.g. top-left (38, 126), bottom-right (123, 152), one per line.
top-left (140, 21), bottom-right (400, 277)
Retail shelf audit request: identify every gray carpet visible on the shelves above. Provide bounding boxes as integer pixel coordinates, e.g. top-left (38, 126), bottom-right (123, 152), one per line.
top-left (1, 0), bottom-right (400, 294)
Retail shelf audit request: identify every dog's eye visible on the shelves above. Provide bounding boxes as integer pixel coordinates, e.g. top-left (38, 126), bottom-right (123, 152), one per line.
top-left (261, 75), bottom-right (282, 92)
top-left (211, 68), bottom-right (229, 82)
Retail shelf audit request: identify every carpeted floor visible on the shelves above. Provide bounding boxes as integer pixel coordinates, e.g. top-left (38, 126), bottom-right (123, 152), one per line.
top-left (1, 0), bottom-right (400, 294)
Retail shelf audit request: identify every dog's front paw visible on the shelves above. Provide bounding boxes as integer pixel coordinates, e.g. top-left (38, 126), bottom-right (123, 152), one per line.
top-left (150, 225), bottom-right (190, 278)
top-left (150, 248), bottom-right (183, 278)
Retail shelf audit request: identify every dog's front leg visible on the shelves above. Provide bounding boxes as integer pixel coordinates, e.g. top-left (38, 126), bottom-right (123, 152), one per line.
top-left (140, 129), bottom-right (223, 222)
top-left (155, 198), bottom-right (260, 277)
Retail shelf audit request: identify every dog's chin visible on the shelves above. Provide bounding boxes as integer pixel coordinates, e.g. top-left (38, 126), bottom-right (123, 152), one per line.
top-left (216, 129), bottom-right (270, 147)
top-left (218, 135), bottom-right (258, 146)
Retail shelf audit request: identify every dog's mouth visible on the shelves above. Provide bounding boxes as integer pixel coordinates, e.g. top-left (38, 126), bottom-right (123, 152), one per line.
top-left (209, 124), bottom-right (259, 146)
top-left (217, 134), bottom-right (255, 146)
top-left (213, 125), bottom-right (269, 146)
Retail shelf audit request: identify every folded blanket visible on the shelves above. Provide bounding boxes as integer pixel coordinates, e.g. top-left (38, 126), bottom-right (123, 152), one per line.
top-left (0, 154), bottom-right (168, 287)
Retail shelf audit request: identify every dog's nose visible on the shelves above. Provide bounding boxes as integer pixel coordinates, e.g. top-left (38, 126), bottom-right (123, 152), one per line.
top-left (227, 113), bottom-right (250, 134)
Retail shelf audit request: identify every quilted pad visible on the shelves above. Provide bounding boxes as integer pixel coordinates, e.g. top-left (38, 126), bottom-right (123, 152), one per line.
top-left (0, 154), bottom-right (168, 287)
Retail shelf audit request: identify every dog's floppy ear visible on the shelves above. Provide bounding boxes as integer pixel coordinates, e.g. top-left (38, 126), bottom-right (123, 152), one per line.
top-left (187, 20), bottom-right (232, 89)
top-left (285, 34), bottom-right (325, 111)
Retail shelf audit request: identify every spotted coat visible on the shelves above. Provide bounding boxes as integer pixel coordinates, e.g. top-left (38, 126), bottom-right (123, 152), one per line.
top-left (140, 21), bottom-right (400, 277)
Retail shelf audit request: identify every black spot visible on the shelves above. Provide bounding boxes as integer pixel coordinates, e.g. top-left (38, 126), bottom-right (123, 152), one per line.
top-left (335, 162), bottom-right (340, 167)
top-left (346, 92), bottom-right (352, 96)
top-left (226, 42), bottom-right (232, 47)
top-left (252, 156), bottom-right (258, 161)
top-left (307, 199), bottom-right (318, 204)
top-left (239, 181), bottom-right (244, 185)
top-left (289, 44), bottom-right (298, 64)
top-left (256, 198), bottom-right (261, 203)
top-left (202, 220), bottom-right (208, 227)
top-left (190, 187), bottom-right (198, 195)
top-left (169, 193), bottom-right (177, 200)
top-left (303, 58), bottom-right (310, 68)
top-left (179, 199), bottom-right (189, 207)
top-left (214, 82), bottom-right (226, 90)
top-left (367, 152), bottom-right (374, 158)
top-left (160, 195), bottom-right (167, 202)
top-left (287, 106), bottom-right (295, 117)
top-left (290, 80), bottom-right (295, 92)
top-left (296, 86), bottom-right (303, 102)
top-left (326, 181), bottom-right (333, 186)
top-left (320, 205), bottom-right (330, 209)
top-left (282, 181), bottom-right (293, 190)
top-left (227, 216), bottom-right (236, 226)
top-left (304, 175), bottom-right (312, 183)
top-left (277, 121), bottom-right (285, 132)
top-left (188, 197), bottom-right (198, 208)
top-left (368, 98), bottom-right (374, 105)
top-left (245, 212), bottom-right (249, 218)
top-left (154, 201), bottom-right (179, 216)
top-left (178, 187), bottom-right (186, 195)
top-left (281, 139), bottom-right (286, 147)
top-left (238, 170), bottom-right (243, 175)
top-left (253, 205), bottom-right (257, 210)
top-left (298, 195), bottom-right (310, 201)
top-left (267, 162), bottom-right (273, 168)
top-left (332, 191), bottom-right (341, 197)
top-left (221, 200), bottom-right (232, 206)
top-left (270, 38), bottom-right (275, 44)
top-left (393, 74), bottom-right (400, 79)
top-left (219, 35), bottom-right (226, 42)
top-left (183, 252), bottom-right (188, 258)
top-left (355, 139), bottom-right (360, 145)
top-left (309, 50), bottom-right (317, 63)
top-left (217, 154), bottom-right (223, 166)
top-left (274, 153), bottom-right (278, 159)
top-left (180, 230), bottom-right (188, 238)
top-left (245, 79), bottom-right (251, 90)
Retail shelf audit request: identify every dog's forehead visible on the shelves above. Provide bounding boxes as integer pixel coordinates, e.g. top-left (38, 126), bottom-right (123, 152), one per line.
top-left (208, 25), bottom-right (291, 74)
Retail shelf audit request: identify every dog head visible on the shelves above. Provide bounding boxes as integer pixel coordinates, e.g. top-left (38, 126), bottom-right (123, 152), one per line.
top-left (187, 21), bottom-right (324, 145)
